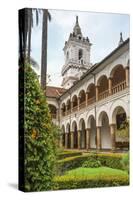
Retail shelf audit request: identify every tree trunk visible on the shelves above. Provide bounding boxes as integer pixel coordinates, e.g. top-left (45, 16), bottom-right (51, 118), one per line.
top-left (27, 9), bottom-right (32, 64)
top-left (41, 9), bottom-right (48, 92)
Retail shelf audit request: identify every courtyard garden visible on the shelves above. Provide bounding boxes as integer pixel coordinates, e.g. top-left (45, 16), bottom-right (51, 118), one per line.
top-left (53, 151), bottom-right (129, 190)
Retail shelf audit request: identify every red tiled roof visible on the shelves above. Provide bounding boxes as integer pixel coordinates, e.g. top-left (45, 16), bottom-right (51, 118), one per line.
top-left (46, 86), bottom-right (66, 98)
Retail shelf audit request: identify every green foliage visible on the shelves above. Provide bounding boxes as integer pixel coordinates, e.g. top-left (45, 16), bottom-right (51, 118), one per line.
top-left (121, 153), bottom-right (129, 173)
top-left (82, 158), bottom-right (101, 168)
top-left (116, 119), bottom-right (129, 140)
top-left (57, 155), bottom-right (88, 175)
top-left (97, 153), bottom-right (123, 169)
top-left (57, 153), bottom-right (124, 174)
top-left (58, 151), bottom-right (82, 160)
top-left (53, 171), bottom-right (129, 190)
top-left (19, 63), bottom-right (59, 192)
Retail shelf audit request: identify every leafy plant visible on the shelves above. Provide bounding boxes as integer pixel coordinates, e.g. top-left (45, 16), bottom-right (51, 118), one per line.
top-left (116, 119), bottom-right (129, 140)
top-left (19, 63), bottom-right (59, 192)
top-left (121, 153), bottom-right (129, 174)
top-left (82, 158), bottom-right (102, 168)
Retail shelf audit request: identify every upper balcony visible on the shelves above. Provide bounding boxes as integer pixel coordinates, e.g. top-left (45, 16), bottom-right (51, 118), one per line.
top-left (61, 64), bottom-right (129, 117)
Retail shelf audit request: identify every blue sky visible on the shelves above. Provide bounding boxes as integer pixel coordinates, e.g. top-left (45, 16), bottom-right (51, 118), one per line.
top-left (31, 9), bottom-right (129, 87)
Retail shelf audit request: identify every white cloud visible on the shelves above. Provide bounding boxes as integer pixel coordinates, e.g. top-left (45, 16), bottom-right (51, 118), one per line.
top-left (31, 9), bottom-right (129, 87)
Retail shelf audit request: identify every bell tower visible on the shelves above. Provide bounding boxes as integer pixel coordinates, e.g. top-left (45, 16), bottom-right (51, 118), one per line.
top-left (61, 16), bottom-right (92, 89)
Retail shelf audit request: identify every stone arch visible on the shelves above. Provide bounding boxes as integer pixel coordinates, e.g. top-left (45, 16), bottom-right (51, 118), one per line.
top-left (97, 75), bottom-right (109, 100)
top-left (72, 121), bottom-right (78, 149)
top-left (110, 64), bottom-right (125, 87)
top-left (78, 89), bottom-right (86, 102)
top-left (79, 118), bottom-right (86, 149)
top-left (48, 104), bottom-right (57, 119)
top-left (89, 115), bottom-right (96, 149)
top-left (87, 114), bottom-right (95, 129)
top-left (111, 105), bottom-right (128, 142)
top-left (110, 64), bottom-right (125, 78)
top-left (98, 110), bottom-right (109, 127)
top-left (86, 83), bottom-right (96, 105)
top-left (99, 111), bottom-right (111, 149)
top-left (72, 94), bottom-right (78, 110)
top-left (66, 99), bottom-right (71, 112)
top-left (61, 124), bottom-right (65, 133)
top-left (112, 106), bottom-right (127, 125)
top-left (61, 102), bottom-right (66, 116)
top-left (66, 123), bottom-right (71, 148)
top-left (78, 89), bottom-right (86, 109)
top-left (109, 99), bottom-right (129, 124)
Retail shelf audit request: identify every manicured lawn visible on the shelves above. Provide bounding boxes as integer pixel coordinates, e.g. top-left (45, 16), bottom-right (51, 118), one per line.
top-left (65, 167), bottom-right (128, 177)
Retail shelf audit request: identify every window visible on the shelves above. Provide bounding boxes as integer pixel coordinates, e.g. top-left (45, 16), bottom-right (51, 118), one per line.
top-left (79, 49), bottom-right (83, 60)
top-left (67, 51), bottom-right (69, 59)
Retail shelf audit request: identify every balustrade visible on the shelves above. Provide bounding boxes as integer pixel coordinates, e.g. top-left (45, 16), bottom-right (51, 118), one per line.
top-left (87, 96), bottom-right (95, 105)
top-left (79, 101), bottom-right (86, 110)
top-left (112, 80), bottom-right (126, 94)
top-left (62, 80), bottom-right (127, 117)
top-left (98, 89), bottom-right (109, 100)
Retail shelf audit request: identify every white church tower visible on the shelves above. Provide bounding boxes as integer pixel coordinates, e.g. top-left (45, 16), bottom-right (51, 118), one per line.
top-left (61, 16), bottom-right (92, 89)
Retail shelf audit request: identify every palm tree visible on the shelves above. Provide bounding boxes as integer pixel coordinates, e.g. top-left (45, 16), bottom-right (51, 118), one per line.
top-left (19, 8), bottom-right (29, 65)
top-left (41, 9), bottom-right (51, 91)
top-left (19, 8), bottom-right (39, 65)
top-left (27, 9), bottom-right (39, 63)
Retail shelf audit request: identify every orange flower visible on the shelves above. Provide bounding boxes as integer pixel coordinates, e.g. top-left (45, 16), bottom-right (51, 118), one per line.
top-left (31, 129), bottom-right (37, 139)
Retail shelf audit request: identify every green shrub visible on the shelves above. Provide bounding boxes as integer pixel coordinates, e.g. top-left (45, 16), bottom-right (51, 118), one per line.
top-left (19, 64), bottom-right (59, 192)
top-left (58, 151), bottom-right (82, 160)
top-left (97, 154), bottom-right (123, 169)
top-left (57, 155), bottom-right (88, 175)
top-left (57, 153), bottom-right (124, 175)
top-left (82, 158), bottom-right (102, 168)
top-left (121, 153), bottom-right (129, 173)
top-left (53, 174), bottom-right (129, 190)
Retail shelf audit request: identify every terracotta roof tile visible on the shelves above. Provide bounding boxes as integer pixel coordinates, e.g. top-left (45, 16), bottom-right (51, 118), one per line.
top-left (46, 86), bottom-right (66, 98)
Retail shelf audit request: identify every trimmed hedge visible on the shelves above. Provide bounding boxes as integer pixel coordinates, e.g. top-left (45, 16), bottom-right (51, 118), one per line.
top-left (57, 155), bottom-right (88, 175)
top-left (53, 174), bottom-right (129, 190)
top-left (96, 154), bottom-right (123, 169)
top-left (57, 153), bottom-right (125, 174)
top-left (58, 151), bottom-right (82, 160)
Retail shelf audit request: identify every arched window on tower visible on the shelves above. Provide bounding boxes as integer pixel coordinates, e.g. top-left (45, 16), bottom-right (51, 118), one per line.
top-left (79, 49), bottom-right (83, 60)
top-left (67, 51), bottom-right (69, 60)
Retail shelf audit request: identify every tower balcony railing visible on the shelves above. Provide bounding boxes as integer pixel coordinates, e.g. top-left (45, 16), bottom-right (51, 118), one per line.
top-left (87, 96), bottom-right (96, 105)
top-left (79, 101), bottom-right (86, 110)
top-left (112, 80), bottom-right (126, 94)
top-left (98, 89), bottom-right (109, 100)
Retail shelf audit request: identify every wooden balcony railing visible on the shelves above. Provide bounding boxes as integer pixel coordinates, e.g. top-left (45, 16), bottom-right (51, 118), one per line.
top-left (72, 106), bottom-right (78, 112)
top-left (62, 112), bottom-right (66, 117)
top-left (61, 80), bottom-right (127, 117)
top-left (79, 101), bottom-right (86, 110)
top-left (66, 110), bottom-right (71, 115)
top-left (87, 96), bottom-right (95, 105)
top-left (112, 80), bottom-right (126, 94)
top-left (98, 89), bottom-right (109, 100)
